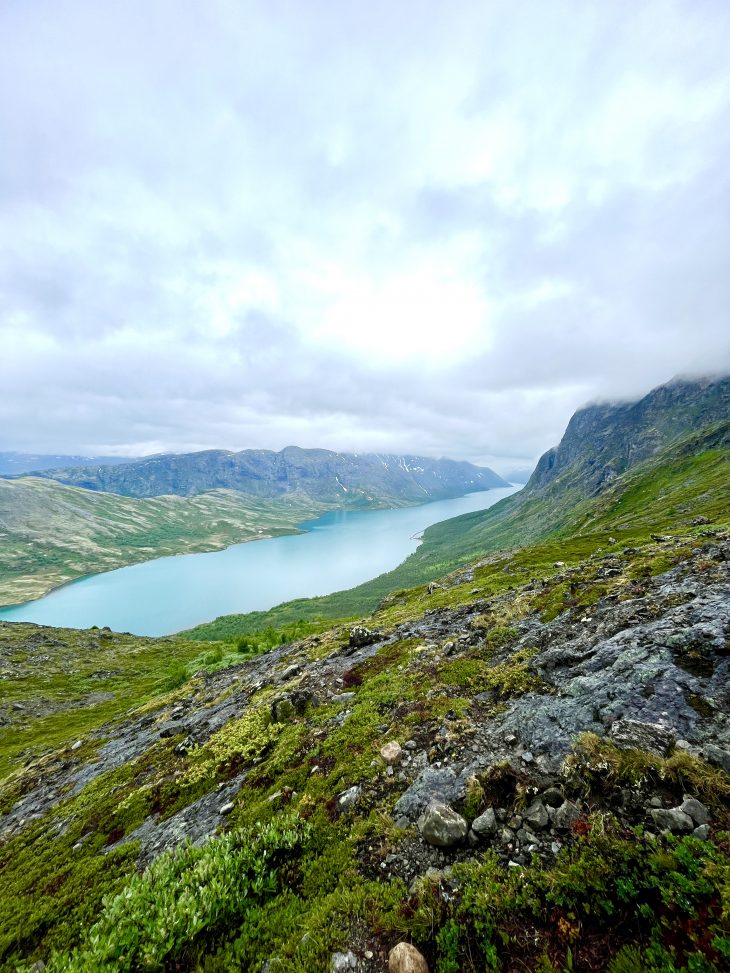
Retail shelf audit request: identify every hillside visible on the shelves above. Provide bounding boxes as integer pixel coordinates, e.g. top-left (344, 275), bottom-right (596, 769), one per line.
top-left (0, 479), bottom-right (327, 606)
top-left (184, 377), bottom-right (730, 641)
top-left (0, 476), bottom-right (728, 971)
top-left (0, 377), bottom-right (728, 972)
top-left (17, 446), bottom-right (507, 501)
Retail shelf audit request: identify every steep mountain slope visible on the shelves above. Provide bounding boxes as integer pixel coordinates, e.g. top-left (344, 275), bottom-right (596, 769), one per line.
top-left (19, 447), bottom-right (507, 500)
top-left (184, 377), bottom-right (730, 641)
top-left (0, 479), bottom-right (326, 606)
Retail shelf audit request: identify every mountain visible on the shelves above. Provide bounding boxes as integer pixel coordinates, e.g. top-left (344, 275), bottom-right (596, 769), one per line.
top-left (185, 375), bottom-right (730, 639)
top-left (1, 375), bottom-right (728, 972)
top-left (525, 375), bottom-right (730, 495)
top-left (18, 446), bottom-right (508, 501)
top-left (0, 452), bottom-right (137, 475)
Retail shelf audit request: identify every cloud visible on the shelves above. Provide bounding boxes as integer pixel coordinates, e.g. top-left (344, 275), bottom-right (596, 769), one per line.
top-left (1, 0), bottom-right (729, 474)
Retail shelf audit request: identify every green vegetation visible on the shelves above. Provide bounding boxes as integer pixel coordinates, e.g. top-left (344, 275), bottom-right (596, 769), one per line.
top-left (185, 421), bottom-right (729, 642)
top-left (0, 478), bottom-right (327, 606)
top-left (1, 386), bottom-right (728, 971)
top-left (0, 623), bottom-right (220, 777)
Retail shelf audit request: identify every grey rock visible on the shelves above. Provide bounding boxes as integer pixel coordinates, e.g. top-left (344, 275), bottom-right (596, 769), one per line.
top-left (693, 824), bottom-right (710, 840)
top-left (219, 801), bottom-right (234, 816)
top-left (393, 766), bottom-right (467, 821)
top-left (681, 798), bottom-right (710, 826)
top-left (650, 807), bottom-right (694, 834)
top-left (471, 807), bottom-right (498, 837)
top-left (330, 951), bottom-right (357, 972)
top-left (349, 626), bottom-right (378, 648)
top-left (420, 802), bottom-right (468, 847)
top-left (523, 800), bottom-right (549, 830)
top-left (554, 801), bottom-right (581, 830)
top-left (609, 719), bottom-right (676, 757)
top-left (338, 785), bottom-right (361, 810)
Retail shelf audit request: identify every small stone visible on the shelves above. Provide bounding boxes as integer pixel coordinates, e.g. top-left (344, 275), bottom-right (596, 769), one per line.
top-left (521, 751), bottom-right (534, 764)
top-left (650, 807), bottom-right (694, 834)
top-left (680, 798), bottom-right (710, 826)
top-left (554, 801), bottom-right (581, 830)
top-left (330, 951), bottom-right (357, 972)
top-left (12, 702), bottom-right (26, 711)
top-left (523, 800), bottom-right (549, 830)
top-left (219, 802), bottom-right (234, 815)
top-left (380, 741), bottom-right (403, 766)
top-left (504, 734), bottom-right (517, 745)
top-left (649, 796), bottom-right (663, 808)
top-left (471, 807), bottom-right (497, 837)
top-left (365, 950), bottom-right (374, 961)
top-left (281, 663), bottom-right (301, 680)
top-left (386, 766), bottom-right (394, 777)
top-left (338, 785), bottom-right (361, 810)
top-left (70, 740), bottom-right (83, 751)
top-left (693, 824), bottom-right (710, 841)
top-left (404, 740), bottom-right (417, 750)
top-left (389, 942), bottom-right (430, 973)
top-left (420, 802), bottom-right (468, 848)
top-left (508, 814), bottom-right (523, 829)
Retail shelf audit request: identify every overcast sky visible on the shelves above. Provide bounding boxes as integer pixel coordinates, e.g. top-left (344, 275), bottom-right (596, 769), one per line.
top-left (1, 0), bottom-right (729, 475)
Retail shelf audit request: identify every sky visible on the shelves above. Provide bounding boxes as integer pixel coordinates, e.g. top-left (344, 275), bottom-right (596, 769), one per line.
top-left (1, 0), bottom-right (729, 476)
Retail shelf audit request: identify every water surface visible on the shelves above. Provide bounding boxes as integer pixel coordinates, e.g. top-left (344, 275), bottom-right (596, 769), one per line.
top-left (0, 486), bottom-right (518, 636)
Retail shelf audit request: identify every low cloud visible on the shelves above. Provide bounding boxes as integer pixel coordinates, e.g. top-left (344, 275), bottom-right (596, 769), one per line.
top-left (1, 1), bottom-right (729, 474)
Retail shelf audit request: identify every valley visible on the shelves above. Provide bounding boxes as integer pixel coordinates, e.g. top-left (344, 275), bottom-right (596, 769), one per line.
top-left (0, 376), bottom-right (728, 972)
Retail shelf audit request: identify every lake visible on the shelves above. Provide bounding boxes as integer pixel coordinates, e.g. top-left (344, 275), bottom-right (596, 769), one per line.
top-left (0, 486), bottom-right (519, 636)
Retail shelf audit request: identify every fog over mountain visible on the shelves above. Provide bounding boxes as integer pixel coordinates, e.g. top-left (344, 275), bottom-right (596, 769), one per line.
top-left (1, 1), bottom-right (729, 474)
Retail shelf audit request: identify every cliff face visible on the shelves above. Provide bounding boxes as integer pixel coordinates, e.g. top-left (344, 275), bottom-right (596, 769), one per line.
top-left (526, 375), bottom-right (730, 497)
top-left (20, 447), bottom-right (507, 502)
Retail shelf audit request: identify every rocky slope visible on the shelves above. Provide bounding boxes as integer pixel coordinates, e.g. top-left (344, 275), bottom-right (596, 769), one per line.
top-left (1, 520), bottom-right (728, 971)
top-left (17, 447), bottom-right (507, 501)
top-left (1, 381), bottom-right (728, 972)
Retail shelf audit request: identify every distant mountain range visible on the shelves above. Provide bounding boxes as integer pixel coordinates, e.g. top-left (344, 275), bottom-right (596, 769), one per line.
top-left (0, 452), bottom-right (137, 475)
top-left (10, 447), bottom-right (508, 502)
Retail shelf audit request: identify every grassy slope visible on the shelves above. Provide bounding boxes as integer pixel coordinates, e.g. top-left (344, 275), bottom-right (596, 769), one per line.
top-left (0, 452), bottom-right (728, 971)
top-left (0, 623), bottom-right (228, 778)
top-left (183, 423), bottom-right (730, 641)
top-left (0, 478), bottom-right (327, 606)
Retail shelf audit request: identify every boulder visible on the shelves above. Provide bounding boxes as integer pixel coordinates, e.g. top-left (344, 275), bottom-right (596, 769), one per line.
top-left (471, 807), bottom-right (498, 838)
top-left (609, 719), bottom-right (676, 758)
top-left (523, 800), bottom-right (549, 830)
top-left (420, 802), bottom-right (468, 848)
top-left (681, 798), bottom-right (710, 826)
top-left (554, 801), bottom-right (581, 830)
top-left (650, 807), bottom-right (694, 834)
top-left (349, 626), bottom-right (378, 648)
top-left (389, 942), bottom-right (430, 973)
top-left (394, 766), bottom-right (466, 822)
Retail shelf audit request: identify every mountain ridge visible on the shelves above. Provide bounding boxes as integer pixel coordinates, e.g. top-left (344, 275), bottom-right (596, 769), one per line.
top-left (8, 447), bottom-right (508, 501)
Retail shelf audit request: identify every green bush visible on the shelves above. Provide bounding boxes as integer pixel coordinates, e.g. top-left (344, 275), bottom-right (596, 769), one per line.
top-left (40, 815), bottom-right (308, 972)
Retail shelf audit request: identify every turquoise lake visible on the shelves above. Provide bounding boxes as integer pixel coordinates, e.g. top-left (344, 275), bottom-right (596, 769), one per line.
top-left (0, 486), bottom-right (519, 636)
